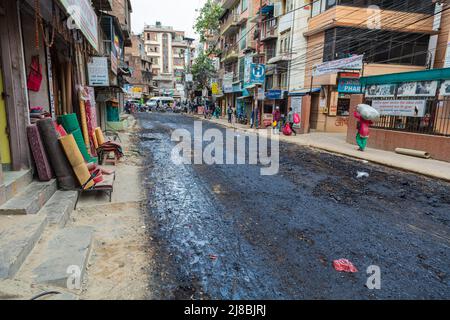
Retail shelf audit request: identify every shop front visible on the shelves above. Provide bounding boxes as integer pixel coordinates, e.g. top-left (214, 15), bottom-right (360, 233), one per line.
top-left (347, 68), bottom-right (450, 162)
top-left (263, 89), bottom-right (287, 127)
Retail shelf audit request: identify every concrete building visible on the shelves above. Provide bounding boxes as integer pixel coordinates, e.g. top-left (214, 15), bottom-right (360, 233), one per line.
top-left (124, 34), bottom-right (154, 99)
top-left (301, 0), bottom-right (441, 134)
top-left (143, 22), bottom-right (192, 98)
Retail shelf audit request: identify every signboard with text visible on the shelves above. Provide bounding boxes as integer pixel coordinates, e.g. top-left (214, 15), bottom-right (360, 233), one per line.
top-left (338, 78), bottom-right (362, 93)
top-left (60, 0), bottom-right (98, 51)
top-left (314, 55), bottom-right (363, 77)
top-left (88, 57), bottom-right (109, 86)
top-left (371, 100), bottom-right (426, 117)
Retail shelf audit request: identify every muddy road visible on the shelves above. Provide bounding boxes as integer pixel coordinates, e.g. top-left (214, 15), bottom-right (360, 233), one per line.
top-left (136, 112), bottom-right (449, 300)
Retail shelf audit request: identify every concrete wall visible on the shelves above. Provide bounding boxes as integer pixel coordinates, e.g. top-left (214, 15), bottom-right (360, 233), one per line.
top-left (346, 95), bottom-right (450, 162)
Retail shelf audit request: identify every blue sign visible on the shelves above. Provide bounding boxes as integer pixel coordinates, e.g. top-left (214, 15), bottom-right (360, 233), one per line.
top-left (250, 64), bottom-right (266, 85)
top-left (266, 89), bottom-right (284, 100)
top-left (338, 78), bottom-right (362, 93)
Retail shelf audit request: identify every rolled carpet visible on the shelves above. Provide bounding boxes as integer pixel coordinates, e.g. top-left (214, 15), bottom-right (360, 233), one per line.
top-left (95, 127), bottom-right (106, 146)
top-left (27, 125), bottom-right (54, 181)
top-left (36, 119), bottom-right (77, 190)
top-left (59, 134), bottom-right (95, 190)
top-left (57, 114), bottom-right (80, 133)
top-left (72, 128), bottom-right (93, 162)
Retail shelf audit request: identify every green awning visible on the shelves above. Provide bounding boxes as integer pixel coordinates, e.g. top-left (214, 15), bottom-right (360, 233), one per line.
top-left (360, 68), bottom-right (450, 86)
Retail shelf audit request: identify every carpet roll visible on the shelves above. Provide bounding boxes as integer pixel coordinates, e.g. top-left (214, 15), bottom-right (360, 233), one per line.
top-left (36, 119), bottom-right (77, 190)
top-left (95, 127), bottom-right (106, 146)
top-left (27, 125), bottom-right (54, 181)
top-left (59, 134), bottom-right (94, 189)
top-left (58, 114), bottom-right (80, 133)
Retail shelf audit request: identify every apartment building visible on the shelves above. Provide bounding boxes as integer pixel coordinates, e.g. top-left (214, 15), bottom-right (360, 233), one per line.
top-left (124, 35), bottom-right (154, 98)
top-left (218, 0), bottom-right (262, 118)
top-left (301, 0), bottom-right (441, 133)
top-left (144, 22), bottom-right (191, 98)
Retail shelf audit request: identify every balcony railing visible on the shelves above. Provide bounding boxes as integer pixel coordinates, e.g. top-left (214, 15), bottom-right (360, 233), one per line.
top-left (221, 14), bottom-right (240, 35)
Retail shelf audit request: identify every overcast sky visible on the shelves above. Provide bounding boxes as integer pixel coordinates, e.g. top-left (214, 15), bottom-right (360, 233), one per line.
top-left (130, 0), bottom-right (206, 38)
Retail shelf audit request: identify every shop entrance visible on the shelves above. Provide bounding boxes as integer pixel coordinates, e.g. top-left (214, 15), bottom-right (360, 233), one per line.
top-left (0, 64), bottom-right (11, 168)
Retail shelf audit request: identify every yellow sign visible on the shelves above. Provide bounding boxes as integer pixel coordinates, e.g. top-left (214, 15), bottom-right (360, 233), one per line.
top-left (212, 83), bottom-right (219, 95)
top-left (131, 87), bottom-right (143, 93)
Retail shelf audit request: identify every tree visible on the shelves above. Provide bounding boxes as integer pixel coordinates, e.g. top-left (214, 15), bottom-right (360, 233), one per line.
top-left (194, 0), bottom-right (223, 43)
top-left (191, 52), bottom-right (217, 90)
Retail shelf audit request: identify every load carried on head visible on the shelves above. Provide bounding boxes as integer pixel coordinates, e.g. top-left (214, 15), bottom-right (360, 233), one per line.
top-left (357, 104), bottom-right (380, 121)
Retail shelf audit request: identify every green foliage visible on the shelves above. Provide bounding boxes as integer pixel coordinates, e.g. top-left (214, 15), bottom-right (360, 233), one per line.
top-left (191, 52), bottom-right (217, 89)
top-left (194, 0), bottom-right (223, 43)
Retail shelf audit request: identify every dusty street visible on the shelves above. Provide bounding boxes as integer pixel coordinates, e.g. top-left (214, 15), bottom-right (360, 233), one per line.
top-left (136, 112), bottom-right (449, 300)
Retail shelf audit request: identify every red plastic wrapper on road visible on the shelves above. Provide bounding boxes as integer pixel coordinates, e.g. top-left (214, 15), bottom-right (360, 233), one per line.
top-left (333, 259), bottom-right (358, 273)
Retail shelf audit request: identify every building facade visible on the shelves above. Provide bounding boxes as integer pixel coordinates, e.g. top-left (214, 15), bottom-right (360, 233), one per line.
top-left (144, 22), bottom-right (192, 98)
top-left (125, 34), bottom-right (154, 99)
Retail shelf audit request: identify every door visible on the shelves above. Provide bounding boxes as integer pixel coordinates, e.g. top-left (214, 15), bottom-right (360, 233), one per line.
top-left (0, 66), bottom-right (11, 165)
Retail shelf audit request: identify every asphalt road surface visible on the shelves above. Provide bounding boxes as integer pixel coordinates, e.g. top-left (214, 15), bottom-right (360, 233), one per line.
top-left (135, 112), bottom-right (449, 300)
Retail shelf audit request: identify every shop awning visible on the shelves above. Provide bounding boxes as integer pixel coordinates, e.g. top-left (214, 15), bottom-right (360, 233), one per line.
top-left (360, 68), bottom-right (450, 86)
top-left (289, 88), bottom-right (321, 96)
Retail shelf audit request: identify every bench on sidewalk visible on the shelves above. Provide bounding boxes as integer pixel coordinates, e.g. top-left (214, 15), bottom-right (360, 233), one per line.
top-left (74, 170), bottom-right (116, 209)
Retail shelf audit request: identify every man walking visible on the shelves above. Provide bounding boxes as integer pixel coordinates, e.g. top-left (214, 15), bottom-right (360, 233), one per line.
top-left (272, 106), bottom-right (281, 134)
top-left (227, 105), bottom-right (232, 123)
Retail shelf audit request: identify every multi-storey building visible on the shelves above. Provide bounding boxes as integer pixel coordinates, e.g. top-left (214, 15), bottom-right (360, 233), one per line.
top-left (144, 22), bottom-right (192, 98)
top-left (301, 0), bottom-right (441, 133)
top-left (125, 35), bottom-right (154, 99)
top-left (218, 0), bottom-right (262, 118)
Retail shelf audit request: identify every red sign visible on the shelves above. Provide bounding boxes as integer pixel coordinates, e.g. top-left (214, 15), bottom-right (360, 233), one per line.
top-left (339, 72), bottom-right (360, 79)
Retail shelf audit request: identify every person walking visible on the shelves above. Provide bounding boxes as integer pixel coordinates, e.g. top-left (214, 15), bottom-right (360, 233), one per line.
top-left (272, 106), bottom-right (281, 134)
top-left (354, 110), bottom-right (373, 151)
top-left (250, 108), bottom-right (255, 128)
top-left (287, 107), bottom-right (297, 136)
top-left (227, 105), bottom-right (233, 123)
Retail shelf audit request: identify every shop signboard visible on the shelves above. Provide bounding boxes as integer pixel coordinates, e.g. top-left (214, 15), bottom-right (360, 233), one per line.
top-left (87, 57), bottom-right (109, 86)
top-left (223, 73), bottom-right (233, 93)
top-left (249, 64), bottom-right (266, 85)
top-left (244, 55), bottom-right (252, 87)
top-left (397, 81), bottom-right (438, 97)
top-left (111, 52), bottom-right (118, 75)
top-left (212, 82), bottom-right (220, 95)
top-left (232, 82), bottom-right (242, 93)
top-left (60, 0), bottom-right (98, 51)
top-left (365, 84), bottom-right (396, 98)
top-left (257, 88), bottom-right (265, 100)
top-left (338, 78), bottom-right (362, 93)
top-left (185, 74), bottom-right (193, 82)
top-left (371, 100), bottom-right (426, 117)
top-left (313, 55), bottom-right (364, 77)
top-left (266, 90), bottom-right (283, 100)
top-left (440, 80), bottom-right (450, 96)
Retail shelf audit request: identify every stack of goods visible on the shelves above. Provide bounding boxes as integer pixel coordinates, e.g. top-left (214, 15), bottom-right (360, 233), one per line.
top-left (36, 118), bottom-right (78, 190)
top-left (57, 114), bottom-right (97, 164)
top-left (26, 124), bottom-right (54, 181)
top-left (29, 106), bottom-right (50, 124)
top-left (357, 104), bottom-right (380, 121)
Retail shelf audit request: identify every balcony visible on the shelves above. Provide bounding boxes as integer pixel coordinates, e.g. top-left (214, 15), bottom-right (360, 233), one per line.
top-left (221, 47), bottom-right (239, 63)
top-left (261, 27), bottom-right (278, 42)
top-left (221, 14), bottom-right (240, 36)
top-left (306, 5), bottom-right (436, 37)
top-left (221, 0), bottom-right (239, 10)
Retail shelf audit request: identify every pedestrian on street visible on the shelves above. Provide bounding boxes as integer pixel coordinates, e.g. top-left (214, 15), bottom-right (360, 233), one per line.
top-left (272, 106), bottom-right (281, 135)
top-left (287, 107), bottom-right (297, 136)
top-left (250, 108), bottom-right (255, 128)
top-left (227, 105), bottom-right (232, 123)
top-left (354, 111), bottom-right (373, 151)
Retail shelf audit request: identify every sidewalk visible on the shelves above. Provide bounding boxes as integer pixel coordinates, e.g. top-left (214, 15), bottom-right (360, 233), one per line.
top-left (191, 114), bottom-right (450, 182)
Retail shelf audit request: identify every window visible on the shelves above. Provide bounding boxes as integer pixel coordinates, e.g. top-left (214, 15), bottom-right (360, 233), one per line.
top-left (240, 25), bottom-right (247, 50)
top-left (241, 0), bottom-right (248, 12)
top-left (147, 32), bottom-right (157, 41)
top-left (323, 27), bottom-right (429, 66)
top-left (321, 0), bottom-right (434, 14)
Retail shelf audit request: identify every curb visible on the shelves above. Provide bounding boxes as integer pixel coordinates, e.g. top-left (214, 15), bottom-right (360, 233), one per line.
top-left (186, 114), bottom-right (450, 183)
